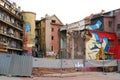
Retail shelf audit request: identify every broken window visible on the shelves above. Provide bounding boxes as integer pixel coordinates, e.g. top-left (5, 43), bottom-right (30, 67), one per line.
top-left (51, 20), bottom-right (56, 23)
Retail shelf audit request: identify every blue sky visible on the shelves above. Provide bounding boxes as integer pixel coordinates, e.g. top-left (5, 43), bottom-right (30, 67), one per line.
top-left (11, 0), bottom-right (120, 24)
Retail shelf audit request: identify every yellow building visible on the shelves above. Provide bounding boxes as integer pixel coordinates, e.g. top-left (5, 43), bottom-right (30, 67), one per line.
top-left (22, 11), bottom-right (36, 54)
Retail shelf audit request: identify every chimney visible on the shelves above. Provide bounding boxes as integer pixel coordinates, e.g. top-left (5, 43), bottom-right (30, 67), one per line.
top-left (12, 2), bottom-right (16, 9)
top-left (101, 10), bottom-right (105, 13)
top-left (45, 14), bottom-right (49, 19)
top-left (18, 6), bottom-right (21, 12)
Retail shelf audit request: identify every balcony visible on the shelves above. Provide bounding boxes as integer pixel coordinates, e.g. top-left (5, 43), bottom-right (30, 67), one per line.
top-left (0, 0), bottom-right (22, 20)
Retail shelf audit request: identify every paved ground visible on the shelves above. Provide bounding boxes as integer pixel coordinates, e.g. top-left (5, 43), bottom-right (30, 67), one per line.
top-left (0, 72), bottom-right (120, 80)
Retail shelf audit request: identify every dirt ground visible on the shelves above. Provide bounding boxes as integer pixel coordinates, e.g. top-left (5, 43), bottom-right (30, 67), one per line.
top-left (32, 66), bottom-right (117, 77)
top-left (32, 67), bottom-right (100, 77)
top-left (32, 68), bottom-right (84, 76)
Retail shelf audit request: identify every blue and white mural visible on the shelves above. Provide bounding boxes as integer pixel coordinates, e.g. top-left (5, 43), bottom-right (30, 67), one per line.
top-left (85, 32), bottom-right (107, 60)
top-left (24, 22), bottom-right (31, 32)
top-left (88, 20), bottom-right (102, 30)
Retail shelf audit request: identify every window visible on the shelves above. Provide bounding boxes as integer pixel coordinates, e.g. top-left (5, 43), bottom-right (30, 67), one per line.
top-left (51, 46), bottom-right (53, 51)
top-left (0, 10), bottom-right (2, 19)
top-left (108, 21), bottom-right (112, 27)
top-left (108, 40), bottom-right (114, 47)
top-left (51, 36), bottom-right (54, 40)
top-left (51, 20), bottom-right (56, 23)
top-left (118, 39), bottom-right (120, 45)
top-left (117, 24), bottom-right (120, 30)
top-left (52, 28), bottom-right (54, 32)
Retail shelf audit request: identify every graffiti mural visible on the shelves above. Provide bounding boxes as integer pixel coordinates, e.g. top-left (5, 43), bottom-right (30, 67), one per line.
top-left (85, 31), bottom-right (106, 60)
top-left (85, 30), bottom-right (119, 60)
top-left (88, 20), bottom-right (102, 30)
top-left (24, 22), bottom-right (31, 32)
top-left (23, 15), bottom-right (35, 54)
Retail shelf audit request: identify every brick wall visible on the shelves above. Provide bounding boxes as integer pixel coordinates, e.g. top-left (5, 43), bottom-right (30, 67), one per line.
top-left (103, 17), bottom-right (115, 33)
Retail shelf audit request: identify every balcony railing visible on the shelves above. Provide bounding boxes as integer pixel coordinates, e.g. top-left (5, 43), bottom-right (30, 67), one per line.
top-left (0, 0), bottom-right (21, 17)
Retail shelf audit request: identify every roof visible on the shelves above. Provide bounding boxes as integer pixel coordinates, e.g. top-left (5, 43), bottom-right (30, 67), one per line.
top-left (83, 10), bottom-right (105, 20)
top-left (50, 14), bottom-right (63, 25)
top-left (36, 14), bottom-right (63, 25)
top-left (59, 25), bottom-right (67, 31)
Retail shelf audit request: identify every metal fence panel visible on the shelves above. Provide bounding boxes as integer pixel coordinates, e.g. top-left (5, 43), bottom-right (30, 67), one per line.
top-left (0, 53), bottom-right (32, 76)
top-left (85, 60), bottom-right (117, 67)
top-left (33, 58), bottom-right (61, 68)
top-left (33, 58), bottom-right (83, 68)
top-left (118, 60), bottom-right (120, 72)
top-left (61, 59), bottom-right (83, 68)
top-left (33, 58), bottom-right (118, 68)
top-left (9, 54), bottom-right (33, 76)
top-left (0, 53), bottom-right (12, 75)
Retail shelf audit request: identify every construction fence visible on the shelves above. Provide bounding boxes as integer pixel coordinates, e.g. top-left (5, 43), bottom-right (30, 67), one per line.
top-left (0, 53), bottom-right (32, 76)
top-left (0, 53), bottom-right (119, 77)
top-left (33, 58), bottom-right (118, 69)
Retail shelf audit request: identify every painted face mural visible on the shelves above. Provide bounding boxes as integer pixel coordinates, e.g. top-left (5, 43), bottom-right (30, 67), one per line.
top-left (81, 19), bottom-right (120, 59)
top-left (85, 31), bottom-right (109, 60)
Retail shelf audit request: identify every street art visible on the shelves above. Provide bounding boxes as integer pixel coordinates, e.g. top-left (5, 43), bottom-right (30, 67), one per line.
top-left (88, 20), bottom-right (102, 30)
top-left (24, 22), bottom-right (31, 32)
top-left (28, 33), bottom-right (35, 43)
top-left (23, 15), bottom-right (35, 54)
top-left (85, 30), bottom-right (119, 60)
top-left (23, 16), bottom-right (27, 21)
top-left (85, 31), bottom-right (106, 60)
top-left (83, 19), bottom-right (119, 60)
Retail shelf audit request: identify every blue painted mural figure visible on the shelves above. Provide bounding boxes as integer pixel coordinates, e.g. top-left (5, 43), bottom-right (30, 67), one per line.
top-left (88, 20), bottom-right (102, 30)
top-left (85, 31), bottom-right (107, 60)
top-left (24, 22), bottom-right (31, 32)
top-left (83, 20), bottom-right (107, 60)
